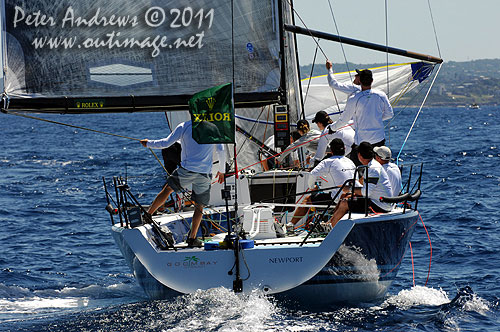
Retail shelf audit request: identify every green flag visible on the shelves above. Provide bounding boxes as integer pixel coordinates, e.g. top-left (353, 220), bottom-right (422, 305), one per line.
top-left (189, 83), bottom-right (235, 144)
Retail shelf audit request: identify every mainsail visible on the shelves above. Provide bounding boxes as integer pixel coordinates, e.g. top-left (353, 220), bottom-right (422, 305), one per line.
top-left (1, 0), bottom-right (282, 112)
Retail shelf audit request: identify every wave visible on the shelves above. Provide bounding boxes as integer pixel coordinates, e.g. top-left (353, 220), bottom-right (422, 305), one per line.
top-left (2, 287), bottom-right (279, 331)
top-left (0, 282), bottom-right (144, 323)
top-left (383, 285), bottom-right (450, 308)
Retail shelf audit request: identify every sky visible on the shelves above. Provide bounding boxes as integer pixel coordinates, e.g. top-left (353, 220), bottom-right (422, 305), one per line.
top-left (292, 0), bottom-right (499, 65)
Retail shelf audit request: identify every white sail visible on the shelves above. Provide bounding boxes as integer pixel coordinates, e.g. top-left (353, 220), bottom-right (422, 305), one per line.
top-left (2, 0), bottom-right (281, 110)
top-left (302, 62), bottom-right (435, 122)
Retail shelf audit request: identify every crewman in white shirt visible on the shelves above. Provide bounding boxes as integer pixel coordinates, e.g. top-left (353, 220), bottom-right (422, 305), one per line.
top-left (289, 138), bottom-right (356, 227)
top-left (141, 121), bottom-right (226, 247)
top-left (374, 146), bottom-right (402, 197)
top-left (312, 111), bottom-right (355, 167)
top-left (329, 142), bottom-right (393, 229)
top-left (325, 60), bottom-right (393, 165)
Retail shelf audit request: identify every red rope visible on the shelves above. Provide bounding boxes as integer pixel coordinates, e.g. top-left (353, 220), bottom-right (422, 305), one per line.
top-left (230, 122), bottom-right (354, 175)
top-left (409, 241), bottom-right (416, 287)
top-left (419, 213), bottom-right (432, 286)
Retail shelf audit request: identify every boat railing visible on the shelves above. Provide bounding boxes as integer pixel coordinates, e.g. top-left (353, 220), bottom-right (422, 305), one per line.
top-left (102, 176), bottom-right (176, 250)
top-left (380, 162), bottom-right (424, 213)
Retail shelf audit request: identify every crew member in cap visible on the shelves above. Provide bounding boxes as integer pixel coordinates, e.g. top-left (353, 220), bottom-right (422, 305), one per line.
top-left (311, 110), bottom-right (354, 167)
top-left (288, 138), bottom-right (357, 227)
top-left (374, 146), bottom-right (402, 197)
top-left (325, 60), bottom-right (393, 166)
top-left (277, 119), bottom-right (321, 167)
top-left (328, 141), bottom-right (393, 229)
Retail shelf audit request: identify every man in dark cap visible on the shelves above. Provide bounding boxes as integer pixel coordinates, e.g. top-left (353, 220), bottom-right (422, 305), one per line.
top-left (311, 110), bottom-right (355, 166)
top-left (325, 60), bottom-right (393, 166)
top-left (288, 138), bottom-right (356, 227)
top-left (328, 141), bottom-right (393, 228)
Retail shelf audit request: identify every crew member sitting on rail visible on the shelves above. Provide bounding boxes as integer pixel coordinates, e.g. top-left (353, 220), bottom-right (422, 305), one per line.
top-left (288, 138), bottom-right (356, 227)
top-left (328, 142), bottom-right (393, 229)
top-left (373, 146), bottom-right (402, 197)
top-left (140, 120), bottom-right (225, 248)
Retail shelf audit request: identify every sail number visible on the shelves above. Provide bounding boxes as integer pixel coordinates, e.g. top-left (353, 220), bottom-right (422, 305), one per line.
top-left (145, 7), bottom-right (214, 29)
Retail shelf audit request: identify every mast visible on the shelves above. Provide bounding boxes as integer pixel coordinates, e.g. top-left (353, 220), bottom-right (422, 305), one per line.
top-left (277, 0), bottom-right (288, 106)
top-left (289, 0), bottom-right (305, 119)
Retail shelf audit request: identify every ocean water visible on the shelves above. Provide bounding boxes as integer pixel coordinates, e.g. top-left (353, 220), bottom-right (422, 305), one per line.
top-left (0, 106), bottom-right (499, 331)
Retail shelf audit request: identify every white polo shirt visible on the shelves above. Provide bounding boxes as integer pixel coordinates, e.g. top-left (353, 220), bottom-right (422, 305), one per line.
top-left (361, 159), bottom-right (393, 211)
top-left (383, 162), bottom-right (402, 197)
top-left (314, 124), bottom-right (355, 162)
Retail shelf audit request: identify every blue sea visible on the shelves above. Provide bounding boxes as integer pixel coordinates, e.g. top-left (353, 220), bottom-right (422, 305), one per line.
top-left (1, 106), bottom-right (499, 331)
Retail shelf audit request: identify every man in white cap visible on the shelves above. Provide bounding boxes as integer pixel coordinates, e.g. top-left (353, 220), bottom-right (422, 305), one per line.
top-left (374, 146), bottom-right (402, 197)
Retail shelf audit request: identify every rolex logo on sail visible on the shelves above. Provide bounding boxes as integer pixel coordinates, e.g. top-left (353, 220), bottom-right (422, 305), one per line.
top-left (206, 97), bottom-right (216, 111)
top-left (192, 96), bottom-right (231, 122)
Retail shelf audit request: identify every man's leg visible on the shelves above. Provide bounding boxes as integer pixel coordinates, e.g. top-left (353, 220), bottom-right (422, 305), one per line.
top-left (290, 196), bottom-right (312, 226)
top-left (329, 199), bottom-right (349, 228)
top-left (148, 185), bottom-right (174, 215)
top-left (189, 203), bottom-right (204, 240)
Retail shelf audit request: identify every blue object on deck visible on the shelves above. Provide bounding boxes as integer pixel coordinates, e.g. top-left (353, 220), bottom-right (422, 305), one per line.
top-left (204, 241), bottom-right (220, 250)
top-left (240, 240), bottom-right (255, 249)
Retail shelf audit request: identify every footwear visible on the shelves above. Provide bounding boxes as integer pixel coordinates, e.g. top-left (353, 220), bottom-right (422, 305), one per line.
top-left (319, 222), bottom-right (332, 233)
top-left (186, 238), bottom-right (203, 248)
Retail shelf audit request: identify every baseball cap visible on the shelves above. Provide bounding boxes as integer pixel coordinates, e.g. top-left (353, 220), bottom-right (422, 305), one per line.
top-left (355, 69), bottom-right (373, 80)
top-left (374, 146), bottom-right (392, 161)
top-left (312, 110), bottom-right (329, 123)
top-left (357, 141), bottom-right (374, 159)
top-left (329, 138), bottom-right (345, 156)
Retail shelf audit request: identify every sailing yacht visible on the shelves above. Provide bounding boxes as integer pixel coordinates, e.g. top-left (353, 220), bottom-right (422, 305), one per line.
top-left (1, 0), bottom-right (441, 304)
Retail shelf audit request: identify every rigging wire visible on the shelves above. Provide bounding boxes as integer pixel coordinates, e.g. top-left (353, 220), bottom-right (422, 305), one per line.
top-left (427, 0), bottom-right (442, 58)
top-left (285, 0), bottom-right (328, 59)
top-left (396, 63), bottom-right (442, 165)
top-left (302, 44), bottom-right (319, 115)
top-left (385, 0), bottom-right (390, 97)
top-left (409, 241), bottom-right (416, 287)
top-left (419, 213), bottom-right (433, 286)
top-left (5, 111), bottom-right (170, 173)
top-left (326, 0), bottom-right (352, 80)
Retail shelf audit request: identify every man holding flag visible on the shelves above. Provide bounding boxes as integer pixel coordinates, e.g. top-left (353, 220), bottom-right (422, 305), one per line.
top-left (140, 83), bottom-right (233, 247)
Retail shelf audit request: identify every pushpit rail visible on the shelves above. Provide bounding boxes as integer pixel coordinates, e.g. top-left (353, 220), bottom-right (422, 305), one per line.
top-left (102, 176), bottom-right (176, 250)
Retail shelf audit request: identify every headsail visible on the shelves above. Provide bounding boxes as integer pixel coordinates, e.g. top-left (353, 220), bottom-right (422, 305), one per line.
top-left (302, 62), bottom-right (435, 121)
top-left (1, 0), bottom-right (282, 112)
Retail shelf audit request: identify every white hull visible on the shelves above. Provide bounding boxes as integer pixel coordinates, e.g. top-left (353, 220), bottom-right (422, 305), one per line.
top-left (112, 209), bottom-right (419, 304)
